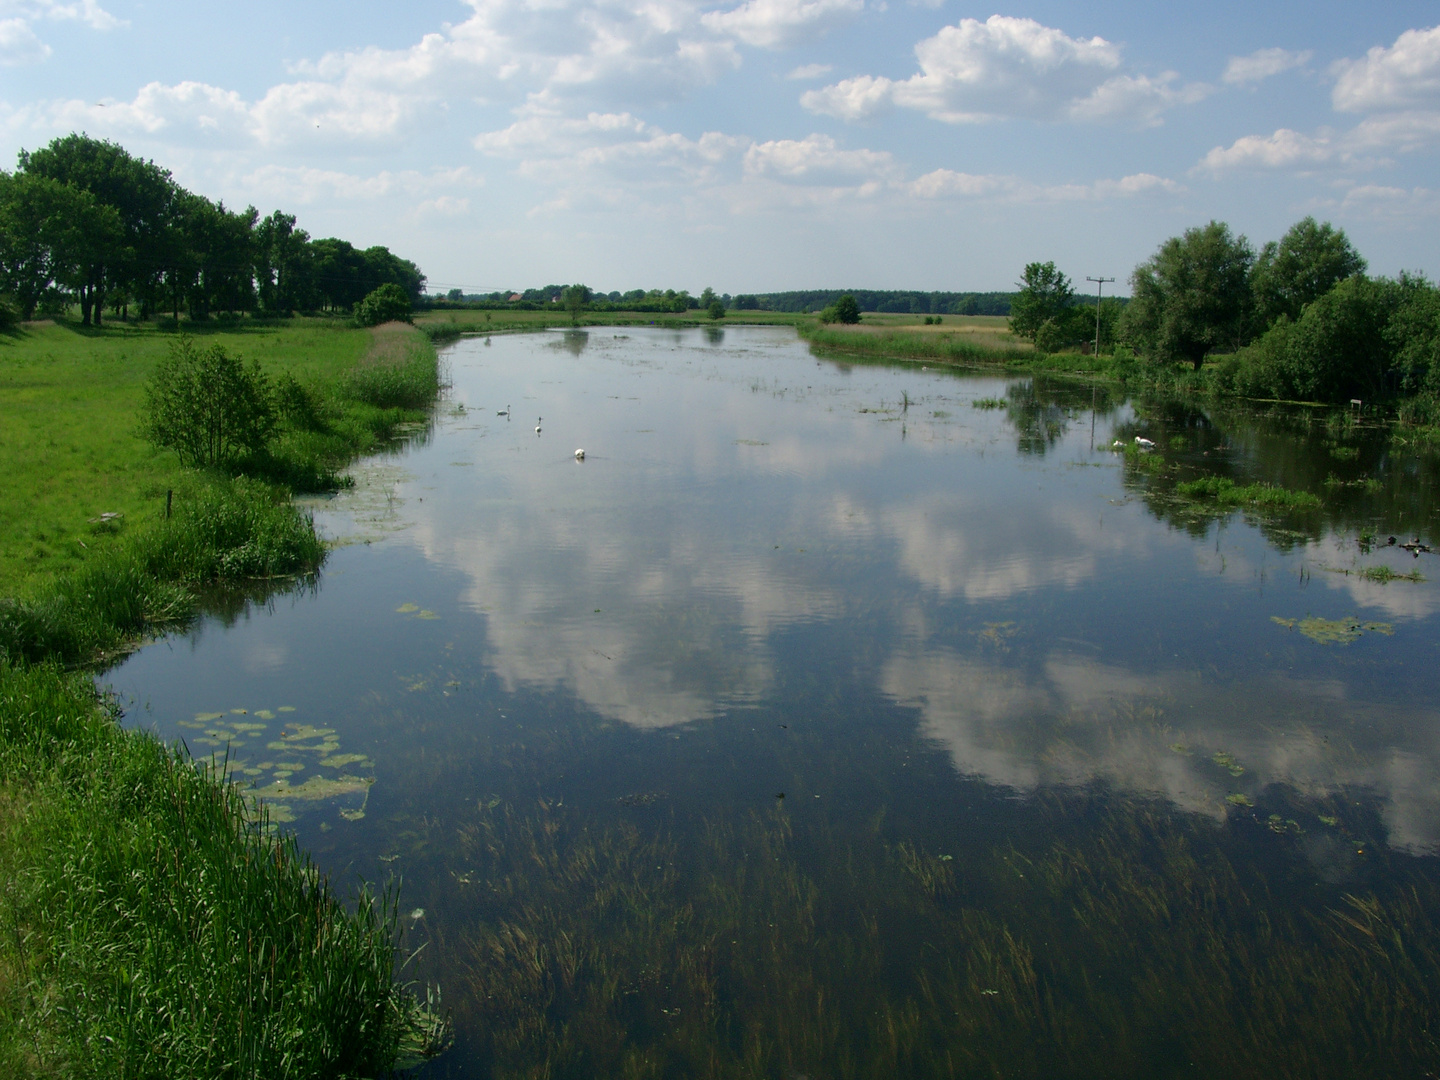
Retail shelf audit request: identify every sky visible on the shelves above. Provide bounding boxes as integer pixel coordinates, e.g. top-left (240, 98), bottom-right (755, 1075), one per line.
top-left (1, 1), bottom-right (1438, 295)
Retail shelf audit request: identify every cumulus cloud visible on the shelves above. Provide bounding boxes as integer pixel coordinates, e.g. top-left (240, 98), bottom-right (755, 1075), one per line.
top-left (240, 164), bottom-right (485, 206)
top-left (801, 15), bottom-right (1204, 126)
top-left (1204, 27), bottom-right (1440, 174)
top-left (1198, 127), bottom-right (1339, 172)
top-left (1222, 47), bottom-right (1311, 86)
top-left (702, 0), bottom-right (862, 49)
top-left (0, 16), bottom-right (47, 64)
top-left (1332, 25), bottom-right (1440, 112)
top-left (743, 133), bottom-right (899, 183)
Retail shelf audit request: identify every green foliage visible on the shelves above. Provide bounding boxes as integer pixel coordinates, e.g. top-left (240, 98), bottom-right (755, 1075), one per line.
top-left (354, 282), bottom-right (413, 327)
top-left (708, 298), bottom-right (726, 320)
top-left (142, 337), bottom-right (275, 468)
top-left (1123, 221), bottom-right (1255, 370)
top-left (1252, 217), bottom-right (1366, 329)
top-left (1385, 274), bottom-right (1440, 397)
top-left (1221, 276), bottom-right (1408, 403)
top-left (1009, 261), bottom-right (1075, 342)
top-left (1173, 475), bottom-right (1322, 512)
top-left (821, 294), bottom-right (861, 324)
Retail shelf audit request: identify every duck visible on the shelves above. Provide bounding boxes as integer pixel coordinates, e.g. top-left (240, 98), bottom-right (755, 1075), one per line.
top-left (535, 416), bottom-right (542, 433)
top-left (574, 449), bottom-right (586, 460)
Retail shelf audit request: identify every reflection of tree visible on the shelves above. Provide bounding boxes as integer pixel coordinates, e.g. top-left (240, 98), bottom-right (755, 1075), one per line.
top-left (1004, 377), bottom-right (1123, 456)
top-left (551, 329), bottom-right (589, 356)
top-left (704, 326), bottom-right (725, 346)
top-left (1108, 396), bottom-right (1440, 551)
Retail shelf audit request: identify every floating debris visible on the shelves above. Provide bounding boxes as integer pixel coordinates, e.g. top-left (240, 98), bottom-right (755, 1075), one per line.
top-left (397, 603), bottom-right (420, 613)
top-left (1226, 793), bottom-right (1254, 808)
top-left (1168, 743), bottom-right (1192, 756)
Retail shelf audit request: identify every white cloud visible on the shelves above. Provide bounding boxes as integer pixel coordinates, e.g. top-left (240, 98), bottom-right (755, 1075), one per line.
top-left (0, 0), bottom-right (122, 30)
top-left (801, 15), bottom-right (1204, 126)
top-left (1200, 28), bottom-right (1440, 176)
top-left (702, 0), bottom-right (863, 50)
top-left (909, 168), bottom-right (1184, 202)
top-left (1332, 25), bottom-right (1440, 112)
top-left (1198, 127), bottom-right (1339, 172)
top-left (1222, 47), bottom-right (1311, 86)
top-left (0, 16), bottom-right (47, 64)
top-left (743, 133), bottom-right (898, 183)
top-left (0, 0), bottom-right (119, 65)
top-left (785, 62), bottom-right (832, 80)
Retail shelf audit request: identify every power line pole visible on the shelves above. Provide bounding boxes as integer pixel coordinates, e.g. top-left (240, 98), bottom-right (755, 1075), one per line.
top-left (1086, 276), bottom-right (1115, 357)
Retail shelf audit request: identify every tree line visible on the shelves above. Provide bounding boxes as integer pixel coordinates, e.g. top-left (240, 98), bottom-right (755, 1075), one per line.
top-left (1012, 217), bottom-right (1440, 407)
top-left (0, 134), bottom-right (425, 325)
top-left (432, 287), bottom-right (1021, 316)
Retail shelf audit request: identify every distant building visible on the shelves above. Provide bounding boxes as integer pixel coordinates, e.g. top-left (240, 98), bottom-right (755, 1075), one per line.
top-left (508, 293), bottom-right (523, 302)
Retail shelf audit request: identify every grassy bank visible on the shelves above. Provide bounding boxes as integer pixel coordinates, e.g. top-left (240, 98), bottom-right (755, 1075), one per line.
top-left (415, 306), bottom-right (809, 338)
top-left (0, 316), bottom-right (447, 1075)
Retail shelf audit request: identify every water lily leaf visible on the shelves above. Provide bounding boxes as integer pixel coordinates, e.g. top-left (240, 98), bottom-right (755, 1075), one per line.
top-left (320, 753), bottom-right (371, 769)
top-left (278, 706), bottom-right (296, 713)
top-left (194, 712), bottom-right (225, 722)
top-left (253, 709), bottom-right (275, 720)
top-left (1226, 793), bottom-right (1253, 807)
top-left (416, 610), bottom-right (440, 620)
top-left (253, 774), bottom-right (374, 801)
top-left (231, 722), bottom-right (267, 732)
top-left (396, 603), bottom-right (420, 613)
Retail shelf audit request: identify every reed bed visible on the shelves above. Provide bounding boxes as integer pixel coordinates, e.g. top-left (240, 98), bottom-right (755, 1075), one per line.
top-left (800, 323), bottom-right (1033, 366)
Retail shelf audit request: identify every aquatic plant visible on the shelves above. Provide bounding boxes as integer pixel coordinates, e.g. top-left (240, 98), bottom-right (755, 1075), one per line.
top-left (1174, 476), bottom-right (1322, 512)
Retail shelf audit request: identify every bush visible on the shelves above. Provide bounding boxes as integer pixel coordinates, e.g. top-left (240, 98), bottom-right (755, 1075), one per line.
top-left (354, 283), bottom-right (412, 327)
top-left (819, 294), bottom-right (861, 325)
top-left (708, 299), bottom-right (726, 320)
top-left (141, 337), bottom-right (275, 468)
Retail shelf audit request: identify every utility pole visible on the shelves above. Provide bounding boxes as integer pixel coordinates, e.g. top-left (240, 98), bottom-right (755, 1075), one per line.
top-left (1086, 276), bottom-right (1115, 356)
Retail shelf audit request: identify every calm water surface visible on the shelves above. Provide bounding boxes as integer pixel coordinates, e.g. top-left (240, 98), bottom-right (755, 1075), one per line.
top-left (105, 327), bottom-right (1440, 1078)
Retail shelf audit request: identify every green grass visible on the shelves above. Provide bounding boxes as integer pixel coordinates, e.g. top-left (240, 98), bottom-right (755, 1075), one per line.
top-left (1174, 475), bottom-right (1323, 512)
top-left (799, 322), bottom-right (1033, 367)
top-left (0, 315), bottom-right (450, 1075)
top-left (0, 663), bottom-right (444, 1077)
top-left (0, 318), bottom-right (381, 593)
top-left (1358, 564), bottom-right (1425, 583)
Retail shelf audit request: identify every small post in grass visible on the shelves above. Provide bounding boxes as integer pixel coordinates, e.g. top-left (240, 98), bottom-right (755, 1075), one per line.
top-left (166, 489), bottom-right (173, 519)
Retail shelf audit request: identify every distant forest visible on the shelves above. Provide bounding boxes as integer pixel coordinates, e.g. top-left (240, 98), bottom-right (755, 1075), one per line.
top-left (430, 287), bottom-right (1071, 316)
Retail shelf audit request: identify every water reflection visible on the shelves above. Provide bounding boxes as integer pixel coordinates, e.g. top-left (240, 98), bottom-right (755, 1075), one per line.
top-left (101, 326), bottom-right (1440, 1075)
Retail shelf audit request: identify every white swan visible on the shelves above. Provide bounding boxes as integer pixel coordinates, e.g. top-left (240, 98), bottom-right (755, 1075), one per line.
top-left (574, 449), bottom-right (585, 460)
top-left (1134, 436), bottom-right (1155, 449)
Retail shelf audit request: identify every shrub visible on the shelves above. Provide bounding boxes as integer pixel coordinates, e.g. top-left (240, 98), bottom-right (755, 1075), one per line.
top-left (708, 299), bottom-right (726, 320)
top-left (141, 337), bottom-right (275, 468)
top-left (354, 283), bottom-right (412, 327)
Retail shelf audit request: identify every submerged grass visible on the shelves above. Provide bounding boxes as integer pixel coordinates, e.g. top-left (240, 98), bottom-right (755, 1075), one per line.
top-left (435, 796), bottom-right (1440, 1079)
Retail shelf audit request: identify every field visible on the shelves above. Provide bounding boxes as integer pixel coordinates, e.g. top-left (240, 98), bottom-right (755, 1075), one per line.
top-left (0, 318), bottom-right (377, 594)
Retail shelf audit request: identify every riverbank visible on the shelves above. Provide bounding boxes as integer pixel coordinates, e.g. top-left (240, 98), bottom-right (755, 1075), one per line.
top-left (0, 316), bottom-right (447, 1076)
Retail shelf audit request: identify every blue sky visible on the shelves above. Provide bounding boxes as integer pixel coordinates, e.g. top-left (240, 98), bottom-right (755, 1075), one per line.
top-left (2, 1), bottom-right (1438, 295)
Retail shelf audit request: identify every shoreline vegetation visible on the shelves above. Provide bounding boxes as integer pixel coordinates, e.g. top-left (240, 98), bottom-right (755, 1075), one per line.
top-left (0, 315), bottom-right (448, 1076)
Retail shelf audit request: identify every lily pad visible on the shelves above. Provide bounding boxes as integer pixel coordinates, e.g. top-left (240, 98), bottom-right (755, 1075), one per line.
top-left (1225, 793), bottom-right (1254, 808)
top-left (252, 774), bottom-right (373, 801)
top-left (253, 709), bottom-right (276, 720)
top-left (320, 753), bottom-right (371, 769)
top-left (416, 610), bottom-right (441, 620)
top-left (194, 712), bottom-right (225, 722)
top-left (396, 603), bottom-right (420, 613)
top-left (283, 724), bottom-right (335, 742)
top-left (278, 706), bottom-right (296, 713)
top-left (231, 722), bottom-right (267, 732)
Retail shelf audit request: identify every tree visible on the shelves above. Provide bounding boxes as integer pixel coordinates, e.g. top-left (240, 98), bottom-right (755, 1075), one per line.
top-left (355, 283), bottom-right (412, 326)
top-left (141, 337), bottom-right (274, 467)
top-left (708, 298), bottom-right (726, 320)
top-left (1251, 217), bottom-right (1366, 330)
top-left (0, 172), bottom-right (118, 318)
top-left (1122, 221), bottom-right (1255, 371)
top-left (20, 134), bottom-right (175, 325)
top-left (562, 284), bottom-right (591, 324)
top-left (828, 294), bottom-right (861, 324)
top-left (1009, 262), bottom-right (1074, 342)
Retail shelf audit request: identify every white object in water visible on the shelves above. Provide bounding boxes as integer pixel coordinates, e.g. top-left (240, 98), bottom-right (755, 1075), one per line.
top-left (1134, 436), bottom-right (1155, 449)
top-left (574, 449), bottom-right (585, 460)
